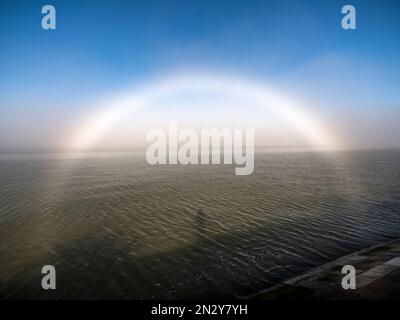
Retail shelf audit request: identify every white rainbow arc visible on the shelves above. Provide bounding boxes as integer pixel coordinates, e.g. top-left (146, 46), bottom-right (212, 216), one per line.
top-left (67, 73), bottom-right (340, 151)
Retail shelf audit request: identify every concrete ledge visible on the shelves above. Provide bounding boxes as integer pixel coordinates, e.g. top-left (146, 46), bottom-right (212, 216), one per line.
top-left (244, 238), bottom-right (400, 300)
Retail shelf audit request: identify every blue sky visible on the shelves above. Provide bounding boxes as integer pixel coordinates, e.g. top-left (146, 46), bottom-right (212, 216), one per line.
top-left (0, 0), bottom-right (399, 150)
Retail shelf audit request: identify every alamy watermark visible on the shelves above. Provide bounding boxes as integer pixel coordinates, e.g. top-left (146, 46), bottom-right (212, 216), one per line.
top-left (145, 121), bottom-right (254, 175)
top-left (40, 4), bottom-right (355, 31)
top-left (41, 5), bottom-right (56, 30)
top-left (41, 265), bottom-right (56, 290)
top-left (341, 264), bottom-right (356, 290)
top-left (341, 5), bottom-right (356, 30)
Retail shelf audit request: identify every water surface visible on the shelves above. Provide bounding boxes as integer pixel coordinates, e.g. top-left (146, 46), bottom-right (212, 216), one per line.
top-left (0, 150), bottom-right (399, 299)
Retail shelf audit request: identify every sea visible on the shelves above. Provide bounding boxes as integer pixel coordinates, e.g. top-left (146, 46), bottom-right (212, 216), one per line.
top-left (0, 149), bottom-right (399, 299)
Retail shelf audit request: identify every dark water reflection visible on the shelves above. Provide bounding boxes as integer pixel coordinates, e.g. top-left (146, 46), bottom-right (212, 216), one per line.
top-left (0, 150), bottom-right (400, 299)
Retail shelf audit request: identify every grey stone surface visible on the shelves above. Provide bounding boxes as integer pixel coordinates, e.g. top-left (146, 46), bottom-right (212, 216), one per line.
top-left (361, 264), bottom-right (397, 278)
top-left (384, 257), bottom-right (400, 267)
top-left (246, 238), bottom-right (400, 300)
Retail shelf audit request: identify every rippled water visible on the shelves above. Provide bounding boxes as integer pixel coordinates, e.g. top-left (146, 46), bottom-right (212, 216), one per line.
top-left (0, 150), bottom-right (400, 299)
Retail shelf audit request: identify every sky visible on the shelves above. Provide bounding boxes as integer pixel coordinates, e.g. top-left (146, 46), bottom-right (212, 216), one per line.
top-left (0, 0), bottom-right (399, 151)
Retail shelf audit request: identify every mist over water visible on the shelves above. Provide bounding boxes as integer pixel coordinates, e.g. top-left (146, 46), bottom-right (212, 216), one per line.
top-left (0, 150), bottom-right (400, 299)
